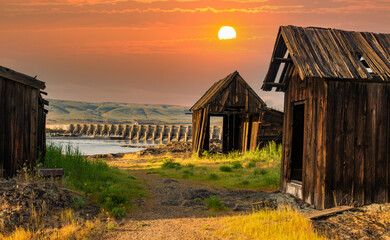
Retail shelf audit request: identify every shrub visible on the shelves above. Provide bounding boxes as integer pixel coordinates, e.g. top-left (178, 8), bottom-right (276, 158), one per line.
top-left (241, 180), bottom-right (250, 185)
top-left (71, 197), bottom-right (86, 210)
top-left (208, 173), bottom-right (219, 180)
top-left (219, 165), bottom-right (233, 172)
top-left (186, 163), bottom-right (195, 168)
top-left (231, 161), bottom-right (243, 169)
top-left (182, 169), bottom-right (194, 178)
top-left (245, 161), bottom-right (256, 169)
top-left (253, 168), bottom-right (268, 176)
top-left (161, 160), bottom-right (181, 169)
top-left (194, 198), bottom-right (203, 203)
top-left (204, 195), bottom-right (224, 211)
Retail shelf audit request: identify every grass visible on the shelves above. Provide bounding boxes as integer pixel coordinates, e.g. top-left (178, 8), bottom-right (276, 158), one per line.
top-left (42, 144), bottom-right (146, 217)
top-left (218, 208), bottom-right (326, 240)
top-left (141, 142), bottom-right (282, 191)
top-left (0, 210), bottom-right (101, 240)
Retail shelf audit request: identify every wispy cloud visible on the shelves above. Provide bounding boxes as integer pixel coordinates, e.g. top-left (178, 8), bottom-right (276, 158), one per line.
top-left (8, 0), bottom-right (269, 6)
top-left (40, 5), bottom-right (304, 14)
top-left (66, 35), bottom-right (270, 55)
top-left (7, 0), bottom-right (129, 7)
top-left (312, 0), bottom-right (390, 13)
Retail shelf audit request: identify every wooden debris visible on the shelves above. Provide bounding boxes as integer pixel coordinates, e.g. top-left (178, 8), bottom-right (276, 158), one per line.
top-left (306, 206), bottom-right (355, 219)
top-left (38, 168), bottom-right (64, 178)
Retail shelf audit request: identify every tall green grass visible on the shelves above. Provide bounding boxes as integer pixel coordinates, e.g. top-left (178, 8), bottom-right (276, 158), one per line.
top-left (42, 144), bottom-right (145, 217)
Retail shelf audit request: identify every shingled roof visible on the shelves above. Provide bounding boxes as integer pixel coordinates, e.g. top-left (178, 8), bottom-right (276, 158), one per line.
top-left (262, 25), bottom-right (390, 91)
top-left (0, 66), bottom-right (45, 90)
top-left (190, 71), bottom-right (265, 111)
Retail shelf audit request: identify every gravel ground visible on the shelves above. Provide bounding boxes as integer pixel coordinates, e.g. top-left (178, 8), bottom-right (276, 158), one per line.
top-left (100, 169), bottom-right (314, 240)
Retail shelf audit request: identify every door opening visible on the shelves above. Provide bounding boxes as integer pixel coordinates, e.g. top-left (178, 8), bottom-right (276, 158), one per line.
top-left (290, 104), bottom-right (304, 182)
top-left (209, 116), bottom-right (223, 153)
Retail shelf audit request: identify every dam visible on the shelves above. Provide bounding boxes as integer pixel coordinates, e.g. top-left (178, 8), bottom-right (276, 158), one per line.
top-left (48, 124), bottom-right (223, 143)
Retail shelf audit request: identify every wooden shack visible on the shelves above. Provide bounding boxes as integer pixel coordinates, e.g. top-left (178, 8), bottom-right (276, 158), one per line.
top-left (0, 66), bottom-right (48, 178)
top-left (191, 71), bottom-right (283, 154)
top-left (262, 25), bottom-right (390, 209)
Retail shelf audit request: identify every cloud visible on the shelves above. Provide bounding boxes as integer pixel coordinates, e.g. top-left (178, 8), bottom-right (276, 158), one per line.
top-left (312, 0), bottom-right (390, 13)
top-left (66, 5), bottom-right (305, 14)
top-left (65, 36), bottom-right (270, 55)
top-left (8, 0), bottom-right (269, 5)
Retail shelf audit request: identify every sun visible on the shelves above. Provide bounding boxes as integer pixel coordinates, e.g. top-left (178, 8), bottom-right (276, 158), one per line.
top-left (218, 26), bottom-right (236, 40)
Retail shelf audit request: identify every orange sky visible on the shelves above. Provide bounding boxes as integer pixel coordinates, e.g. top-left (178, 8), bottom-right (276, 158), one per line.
top-left (1, 0), bottom-right (390, 108)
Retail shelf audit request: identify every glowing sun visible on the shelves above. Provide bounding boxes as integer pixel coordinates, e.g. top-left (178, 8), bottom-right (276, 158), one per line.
top-left (218, 26), bottom-right (236, 40)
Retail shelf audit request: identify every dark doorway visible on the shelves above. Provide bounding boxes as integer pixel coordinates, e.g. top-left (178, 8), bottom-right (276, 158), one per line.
top-left (209, 116), bottom-right (223, 153)
top-left (290, 103), bottom-right (304, 181)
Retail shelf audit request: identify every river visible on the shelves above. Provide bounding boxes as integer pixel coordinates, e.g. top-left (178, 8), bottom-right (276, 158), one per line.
top-left (46, 137), bottom-right (158, 155)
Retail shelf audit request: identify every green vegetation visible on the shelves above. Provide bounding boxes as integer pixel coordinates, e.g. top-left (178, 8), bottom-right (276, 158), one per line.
top-left (161, 160), bottom-right (181, 169)
top-left (46, 99), bottom-right (192, 124)
top-left (219, 165), bottom-right (233, 172)
top-left (43, 145), bottom-right (146, 217)
top-left (148, 142), bottom-right (282, 191)
top-left (204, 196), bottom-right (225, 211)
top-left (71, 197), bottom-right (86, 210)
top-left (219, 208), bottom-right (326, 240)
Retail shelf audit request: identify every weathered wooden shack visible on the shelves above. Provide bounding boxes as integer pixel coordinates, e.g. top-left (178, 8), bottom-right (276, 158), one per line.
top-left (0, 66), bottom-right (48, 178)
top-left (191, 71), bottom-right (283, 154)
top-left (262, 25), bottom-right (390, 209)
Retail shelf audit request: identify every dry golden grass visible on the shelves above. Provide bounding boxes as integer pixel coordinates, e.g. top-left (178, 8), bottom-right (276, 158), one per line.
top-left (0, 209), bottom-right (101, 240)
top-left (218, 208), bottom-right (326, 240)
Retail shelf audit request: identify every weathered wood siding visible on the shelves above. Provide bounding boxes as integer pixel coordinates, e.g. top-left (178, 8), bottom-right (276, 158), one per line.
top-left (0, 76), bottom-right (45, 178)
top-left (324, 81), bottom-right (390, 208)
top-left (281, 67), bottom-right (390, 210)
top-left (192, 72), bottom-right (270, 155)
top-left (280, 67), bottom-right (327, 208)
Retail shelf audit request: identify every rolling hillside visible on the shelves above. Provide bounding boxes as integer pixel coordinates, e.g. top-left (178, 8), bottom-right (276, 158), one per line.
top-left (47, 99), bottom-right (192, 124)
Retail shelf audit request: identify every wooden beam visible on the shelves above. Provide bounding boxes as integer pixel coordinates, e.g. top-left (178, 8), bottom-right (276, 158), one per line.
top-left (273, 57), bottom-right (293, 63)
top-left (37, 168), bottom-right (64, 177)
top-left (263, 82), bottom-right (286, 87)
top-left (305, 206), bottom-right (354, 220)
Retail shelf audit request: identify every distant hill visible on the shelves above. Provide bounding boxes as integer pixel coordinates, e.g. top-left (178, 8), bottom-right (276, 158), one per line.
top-left (46, 99), bottom-right (192, 125)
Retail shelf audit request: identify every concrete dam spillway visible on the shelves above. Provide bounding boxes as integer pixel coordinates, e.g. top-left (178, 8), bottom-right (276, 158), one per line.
top-left (59, 124), bottom-right (223, 142)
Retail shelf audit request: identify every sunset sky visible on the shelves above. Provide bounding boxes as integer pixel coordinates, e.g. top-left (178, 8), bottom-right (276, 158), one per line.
top-left (1, 0), bottom-right (390, 109)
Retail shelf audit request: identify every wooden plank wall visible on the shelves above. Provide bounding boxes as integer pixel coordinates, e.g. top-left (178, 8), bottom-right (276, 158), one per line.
top-left (325, 81), bottom-right (390, 208)
top-left (282, 67), bottom-right (390, 209)
top-left (0, 77), bottom-right (41, 178)
top-left (0, 78), bottom-right (5, 177)
top-left (193, 74), bottom-right (265, 154)
top-left (191, 108), bottom-right (210, 154)
top-left (280, 67), bottom-right (327, 209)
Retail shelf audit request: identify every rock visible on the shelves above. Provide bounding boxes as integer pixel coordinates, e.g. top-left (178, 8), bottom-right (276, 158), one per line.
top-left (0, 179), bottom-right (75, 233)
top-left (163, 179), bottom-right (178, 184)
top-left (161, 199), bottom-right (181, 206)
top-left (133, 198), bottom-right (145, 207)
top-left (181, 200), bottom-right (202, 207)
top-left (182, 189), bottom-right (216, 200)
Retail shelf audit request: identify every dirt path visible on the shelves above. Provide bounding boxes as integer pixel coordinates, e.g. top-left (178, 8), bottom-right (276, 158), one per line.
top-left (101, 171), bottom-right (223, 240)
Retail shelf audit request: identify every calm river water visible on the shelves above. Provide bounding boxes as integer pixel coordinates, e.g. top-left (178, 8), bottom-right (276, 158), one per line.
top-left (47, 137), bottom-right (157, 155)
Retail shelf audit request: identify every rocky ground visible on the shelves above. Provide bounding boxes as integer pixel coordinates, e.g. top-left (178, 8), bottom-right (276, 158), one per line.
top-left (2, 142), bottom-right (390, 239)
top-left (0, 178), bottom-right (99, 235)
top-left (102, 169), bottom-right (315, 240)
top-left (313, 204), bottom-right (390, 239)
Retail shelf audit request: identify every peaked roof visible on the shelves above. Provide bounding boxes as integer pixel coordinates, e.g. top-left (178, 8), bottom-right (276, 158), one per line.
top-left (190, 71), bottom-right (265, 111)
top-left (0, 65), bottom-right (45, 90)
top-left (262, 25), bottom-right (390, 91)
